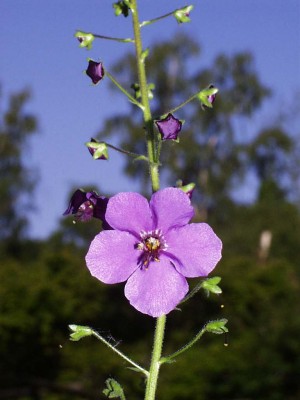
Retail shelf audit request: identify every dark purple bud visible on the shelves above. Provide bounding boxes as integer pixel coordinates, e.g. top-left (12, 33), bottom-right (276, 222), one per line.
top-left (155, 113), bottom-right (182, 141)
top-left (63, 189), bottom-right (110, 228)
top-left (86, 60), bottom-right (105, 84)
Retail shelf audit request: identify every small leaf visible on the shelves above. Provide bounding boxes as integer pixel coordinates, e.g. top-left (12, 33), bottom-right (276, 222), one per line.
top-left (68, 324), bottom-right (93, 341)
top-left (206, 319), bottom-right (229, 335)
top-left (103, 378), bottom-right (125, 399)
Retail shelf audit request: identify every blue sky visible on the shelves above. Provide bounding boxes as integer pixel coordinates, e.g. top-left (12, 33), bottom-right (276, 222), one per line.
top-left (1, 0), bottom-right (299, 238)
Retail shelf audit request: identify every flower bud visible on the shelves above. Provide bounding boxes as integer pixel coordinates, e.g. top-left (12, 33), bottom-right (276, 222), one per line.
top-left (74, 31), bottom-right (95, 50)
top-left (86, 60), bottom-right (105, 85)
top-left (155, 113), bottom-right (182, 141)
top-left (174, 5), bottom-right (194, 23)
top-left (197, 85), bottom-right (218, 109)
top-left (85, 138), bottom-right (108, 160)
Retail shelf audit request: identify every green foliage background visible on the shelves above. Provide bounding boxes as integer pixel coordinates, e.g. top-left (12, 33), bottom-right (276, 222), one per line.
top-left (1, 34), bottom-right (300, 399)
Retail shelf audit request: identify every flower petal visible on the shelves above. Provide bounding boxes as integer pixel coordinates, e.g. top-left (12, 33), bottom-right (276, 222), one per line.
top-left (106, 192), bottom-right (153, 235)
top-left (124, 255), bottom-right (188, 317)
top-left (150, 188), bottom-right (194, 233)
top-left (165, 223), bottom-right (222, 277)
top-left (85, 230), bottom-right (139, 283)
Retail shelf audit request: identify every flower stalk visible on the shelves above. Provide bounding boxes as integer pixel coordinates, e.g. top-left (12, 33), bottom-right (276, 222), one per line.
top-left (131, 0), bottom-right (160, 193)
top-left (131, 1), bottom-right (164, 398)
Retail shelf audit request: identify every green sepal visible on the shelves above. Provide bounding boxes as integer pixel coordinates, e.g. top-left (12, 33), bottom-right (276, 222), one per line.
top-left (85, 140), bottom-right (109, 160)
top-left (74, 31), bottom-right (95, 50)
top-left (202, 276), bottom-right (222, 295)
top-left (174, 5), bottom-right (194, 24)
top-left (103, 378), bottom-right (126, 399)
top-left (205, 319), bottom-right (228, 335)
top-left (69, 324), bottom-right (93, 341)
top-left (197, 86), bottom-right (219, 108)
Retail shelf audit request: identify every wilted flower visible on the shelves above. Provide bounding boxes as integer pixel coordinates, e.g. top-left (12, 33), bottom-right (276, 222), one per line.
top-left (86, 60), bottom-right (105, 84)
top-left (86, 138), bottom-right (109, 160)
top-left (85, 188), bottom-right (222, 317)
top-left (63, 189), bottom-right (110, 228)
top-left (155, 113), bottom-right (182, 141)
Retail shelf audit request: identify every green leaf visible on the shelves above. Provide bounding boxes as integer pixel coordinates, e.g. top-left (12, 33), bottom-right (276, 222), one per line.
top-left (103, 378), bottom-right (126, 399)
top-left (68, 324), bottom-right (93, 341)
top-left (205, 319), bottom-right (229, 334)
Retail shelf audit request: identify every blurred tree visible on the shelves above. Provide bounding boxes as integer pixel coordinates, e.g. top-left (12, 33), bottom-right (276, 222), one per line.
top-left (0, 88), bottom-right (38, 242)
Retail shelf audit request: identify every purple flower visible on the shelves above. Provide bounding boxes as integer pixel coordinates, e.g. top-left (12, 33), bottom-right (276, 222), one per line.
top-left (85, 188), bottom-right (222, 317)
top-left (86, 60), bottom-right (105, 84)
top-left (155, 114), bottom-right (182, 141)
top-left (63, 189), bottom-right (110, 228)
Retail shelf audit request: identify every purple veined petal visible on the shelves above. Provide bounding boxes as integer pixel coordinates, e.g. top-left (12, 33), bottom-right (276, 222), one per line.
top-left (105, 192), bottom-right (153, 235)
top-left (124, 255), bottom-right (188, 317)
top-left (150, 188), bottom-right (194, 233)
top-left (165, 223), bottom-right (222, 278)
top-left (85, 230), bottom-right (139, 284)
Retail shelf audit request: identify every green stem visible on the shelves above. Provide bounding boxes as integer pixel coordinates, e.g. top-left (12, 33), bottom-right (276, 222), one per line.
top-left (131, 2), bottom-right (166, 400)
top-left (93, 33), bottom-right (134, 43)
top-left (92, 330), bottom-right (149, 377)
top-left (131, 0), bottom-right (160, 193)
top-left (105, 142), bottom-right (147, 159)
top-left (140, 11), bottom-right (174, 28)
top-left (106, 71), bottom-right (144, 110)
top-left (160, 326), bottom-right (207, 364)
top-left (144, 315), bottom-right (166, 400)
top-left (167, 92), bottom-right (199, 115)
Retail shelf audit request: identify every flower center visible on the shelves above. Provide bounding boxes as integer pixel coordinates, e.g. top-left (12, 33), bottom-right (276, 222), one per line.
top-left (136, 229), bottom-right (167, 268)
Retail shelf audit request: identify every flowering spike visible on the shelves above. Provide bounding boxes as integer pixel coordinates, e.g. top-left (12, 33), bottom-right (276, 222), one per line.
top-left (155, 113), bottom-right (182, 141)
top-left (174, 5), bottom-right (194, 24)
top-left (74, 31), bottom-right (95, 50)
top-left (86, 59), bottom-right (105, 85)
top-left (86, 138), bottom-right (109, 160)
